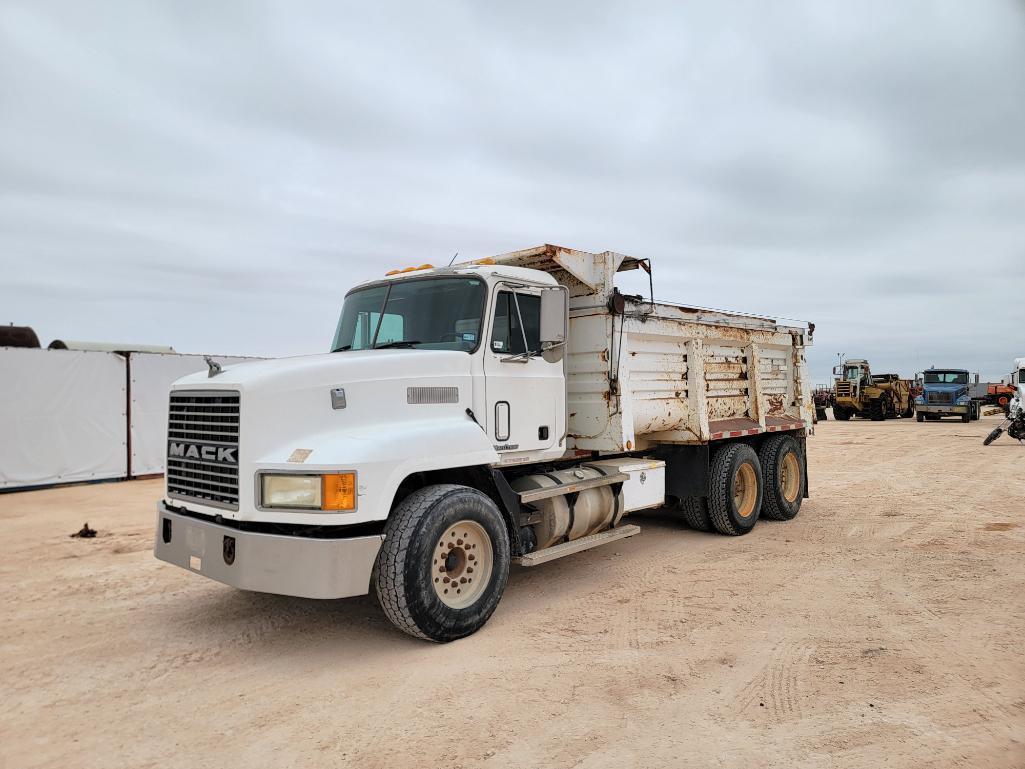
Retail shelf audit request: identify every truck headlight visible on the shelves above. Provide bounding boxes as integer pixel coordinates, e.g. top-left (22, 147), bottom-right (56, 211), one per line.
top-left (260, 473), bottom-right (356, 511)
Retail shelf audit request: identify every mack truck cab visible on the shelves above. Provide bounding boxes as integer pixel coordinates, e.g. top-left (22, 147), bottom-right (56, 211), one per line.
top-left (154, 245), bottom-right (813, 641)
top-left (915, 367), bottom-right (979, 422)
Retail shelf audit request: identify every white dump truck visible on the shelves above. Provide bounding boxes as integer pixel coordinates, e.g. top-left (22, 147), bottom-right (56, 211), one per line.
top-left (154, 245), bottom-right (814, 641)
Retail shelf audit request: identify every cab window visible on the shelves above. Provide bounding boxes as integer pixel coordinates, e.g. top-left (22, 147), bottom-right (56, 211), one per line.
top-left (491, 291), bottom-right (541, 356)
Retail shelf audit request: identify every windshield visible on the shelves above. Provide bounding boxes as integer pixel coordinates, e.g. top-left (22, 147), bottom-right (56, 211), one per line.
top-left (924, 371), bottom-right (968, 385)
top-left (332, 277), bottom-right (487, 352)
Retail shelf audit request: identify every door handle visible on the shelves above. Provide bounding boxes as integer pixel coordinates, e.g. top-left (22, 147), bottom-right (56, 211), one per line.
top-left (495, 401), bottom-right (511, 442)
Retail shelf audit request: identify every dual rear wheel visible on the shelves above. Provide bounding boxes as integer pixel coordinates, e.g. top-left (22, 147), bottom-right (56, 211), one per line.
top-left (678, 435), bottom-right (804, 536)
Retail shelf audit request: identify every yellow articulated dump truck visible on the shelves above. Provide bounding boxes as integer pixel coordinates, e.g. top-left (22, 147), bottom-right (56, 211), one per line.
top-left (832, 359), bottom-right (915, 421)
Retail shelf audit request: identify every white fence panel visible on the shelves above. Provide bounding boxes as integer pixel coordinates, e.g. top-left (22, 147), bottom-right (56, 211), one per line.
top-left (0, 348), bottom-right (127, 489)
top-left (129, 353), bottom-right (254, 476)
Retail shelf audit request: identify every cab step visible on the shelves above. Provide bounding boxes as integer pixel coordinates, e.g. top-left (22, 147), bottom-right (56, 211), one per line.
top-left (513, 524), bottom-right (641, 567)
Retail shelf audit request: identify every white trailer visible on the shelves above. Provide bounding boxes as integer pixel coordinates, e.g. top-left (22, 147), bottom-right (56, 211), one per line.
top-left (154, 245), bottom-right (814, 641)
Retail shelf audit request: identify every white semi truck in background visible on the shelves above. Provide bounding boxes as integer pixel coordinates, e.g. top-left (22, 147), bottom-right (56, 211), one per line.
top-left (154, 245), bottom-right (814, 641)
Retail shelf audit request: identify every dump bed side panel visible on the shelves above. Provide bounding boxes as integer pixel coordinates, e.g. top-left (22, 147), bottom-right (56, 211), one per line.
top-left (567, 302), bottom-right (811, 451)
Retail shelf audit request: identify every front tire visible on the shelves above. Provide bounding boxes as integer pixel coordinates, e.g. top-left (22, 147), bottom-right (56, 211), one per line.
top-left (708, 443), bottom-right (763, 536)
top-left (759, 435), bottom-right (804, 521)
top-left (375, 484), bottom-right (511, 642)
top-left (870, 397), bottom-right (887, 421)
top-left (984, 427), bottom-right (1003, 446)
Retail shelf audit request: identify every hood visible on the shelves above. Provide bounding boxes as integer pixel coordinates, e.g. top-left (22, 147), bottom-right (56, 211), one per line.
top-left (171, 349), bottom-right (473, 394)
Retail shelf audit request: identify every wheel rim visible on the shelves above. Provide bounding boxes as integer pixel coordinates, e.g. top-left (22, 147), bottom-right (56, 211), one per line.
top-left (780, 452), bottom-right (801, 503)
top-left (733, 463), bottom-right (758, 518)
top-left (432, 520), bottom-right (493, 609)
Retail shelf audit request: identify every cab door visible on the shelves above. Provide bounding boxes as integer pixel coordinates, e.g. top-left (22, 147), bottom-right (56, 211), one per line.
top-left (483, 288), bottom-right (562, 454)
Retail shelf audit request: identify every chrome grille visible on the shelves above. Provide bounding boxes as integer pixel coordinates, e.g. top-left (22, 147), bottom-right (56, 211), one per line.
top-left (166, 391), bottom-right (240, 510)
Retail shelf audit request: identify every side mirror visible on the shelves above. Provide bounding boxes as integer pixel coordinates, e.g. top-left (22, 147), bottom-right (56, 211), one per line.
top-left (539, 287), bottom-right (568, 363)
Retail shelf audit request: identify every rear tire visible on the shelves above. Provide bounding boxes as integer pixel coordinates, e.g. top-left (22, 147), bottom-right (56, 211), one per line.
top-left (870, 397), bottom-right (887, 421)
top-left (759, 435), bottom-right (803, 521)
top-left (708, 443), bottom-right (763, 536)
top-left (375, 484), bottom-right (510, 642)
top-left (678, 496), bottom-right (713, 532)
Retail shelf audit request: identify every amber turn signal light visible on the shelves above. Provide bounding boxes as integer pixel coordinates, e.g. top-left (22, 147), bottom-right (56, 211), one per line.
top-left (321, 473), bottom-right (357, 511)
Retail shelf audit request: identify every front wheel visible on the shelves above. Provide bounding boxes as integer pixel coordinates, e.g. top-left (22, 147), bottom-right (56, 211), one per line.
top-left (870, 397), bottom-right (887, 421)
top-left (375, 484), bottom-right (511, 642)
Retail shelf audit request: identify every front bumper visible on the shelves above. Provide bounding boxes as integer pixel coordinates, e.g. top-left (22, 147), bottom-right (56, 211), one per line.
top-left (917, 404), bottom-right (967, 414)
top-left (153, 503), bottom-right (383, 599)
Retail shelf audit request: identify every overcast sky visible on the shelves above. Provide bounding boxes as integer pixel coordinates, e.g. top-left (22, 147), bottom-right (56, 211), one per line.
top-left (2, 1), bottom-right (1023, 382)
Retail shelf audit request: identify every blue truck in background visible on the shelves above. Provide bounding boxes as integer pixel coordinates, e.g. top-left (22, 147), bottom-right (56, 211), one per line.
top-left (915, 367), bottom-right (979, 423)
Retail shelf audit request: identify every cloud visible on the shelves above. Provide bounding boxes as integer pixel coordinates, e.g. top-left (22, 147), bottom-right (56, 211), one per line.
top-left (1, 0), bottom-right (1023, 380)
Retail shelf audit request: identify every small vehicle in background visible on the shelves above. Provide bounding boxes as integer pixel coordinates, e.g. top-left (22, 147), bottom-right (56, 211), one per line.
top-left (984, 382), bottom-right (1018, 416)
top-left (831, 359), bottom-right (915, 421)
top-left (812, 386), bottom-right (833, 422)
top-left (915, 368), bottom-right (979, 423)
top-left (984, 358), bottom-right (1025, 445)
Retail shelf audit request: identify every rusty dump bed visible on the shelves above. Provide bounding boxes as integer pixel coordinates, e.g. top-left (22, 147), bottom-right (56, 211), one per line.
top-left (482, 245), bottom-right (814, 452)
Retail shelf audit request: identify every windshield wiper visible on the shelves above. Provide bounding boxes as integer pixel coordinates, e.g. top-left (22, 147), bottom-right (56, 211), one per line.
top-left (373, 340), bottom-right (422, 350)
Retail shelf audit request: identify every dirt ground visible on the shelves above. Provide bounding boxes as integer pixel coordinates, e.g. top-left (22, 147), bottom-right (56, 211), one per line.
top-left (2, 415), bottom-right (1024, 769)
